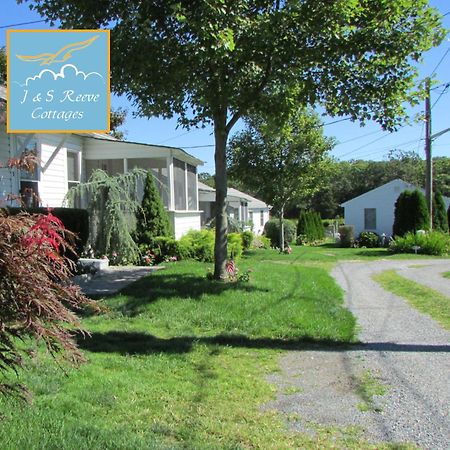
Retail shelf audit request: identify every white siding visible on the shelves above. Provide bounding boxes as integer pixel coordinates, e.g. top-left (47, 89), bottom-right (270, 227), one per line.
top-left (39, 134), bottom-right (83, 207)
top-left (0, 125), bottom-right (13, 203)
top-left (250, 207), bottom-right (270, 235)
top-left (168, 211), bottom-right (201, 239)
top-left (342, 180), bottom-right (419, 237)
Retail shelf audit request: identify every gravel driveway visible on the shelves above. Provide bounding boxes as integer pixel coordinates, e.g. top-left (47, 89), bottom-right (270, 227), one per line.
top-left (266, 259), bottom-right (450, 449)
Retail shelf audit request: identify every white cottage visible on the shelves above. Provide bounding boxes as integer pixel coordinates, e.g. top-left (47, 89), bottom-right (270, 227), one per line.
top-left (0, 85), bottom-right (204, 239)
top-left (198, 182), bottom-right (271, 235)
top-left (341, 178), bottom-right (450, 237)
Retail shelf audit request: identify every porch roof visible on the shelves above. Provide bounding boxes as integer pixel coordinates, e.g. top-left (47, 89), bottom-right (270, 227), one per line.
top-left (82, 134), bottom-right (204, 167)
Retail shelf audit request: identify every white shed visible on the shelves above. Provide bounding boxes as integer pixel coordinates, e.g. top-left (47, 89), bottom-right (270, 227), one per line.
top-left (341, 179), bottom-right (450, 237)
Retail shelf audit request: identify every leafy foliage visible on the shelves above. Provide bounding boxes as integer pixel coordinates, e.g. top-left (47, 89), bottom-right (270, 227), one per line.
top-left (390, 231), bottom-right (450, 255)
top-left (66, 169), bottom-right (145, 264)
top-left (358, 231), bottom-right (380, 248)
top-left (393, 190), bottom-right (430, 237)
top-left (241, 230), bottom-right (254, 250)
top-left (0, 211), bottom-right (96, 396)
top-left (4, 207), bottom-right (89, 257)
top-left (263, 219), bottom-right (296, 248)
top-left (109, 107), bottom-right (127, 140)
top-left (433, 191), bottom-right (449, 233)
top-left (134, 171), bottom-right (172, 246)
top-left (229, 109), bottom-right (333, 250)
top-left (24, 0), bottom-right (445, 278)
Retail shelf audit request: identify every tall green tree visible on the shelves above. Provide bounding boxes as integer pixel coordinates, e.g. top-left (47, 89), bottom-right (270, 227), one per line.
top-left (228, 109), bottom-right (334, 250)
top-left (135, 171), bottom-right (172, 245)
top-left (393, 190), bottom-right (430, 236)
top-left (24, 0), bottom-right (444, 278)
top-left (433, 191), bottom-right (449, 233)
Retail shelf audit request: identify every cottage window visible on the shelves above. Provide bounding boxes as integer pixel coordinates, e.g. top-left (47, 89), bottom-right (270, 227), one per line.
top-left (67, 151), bottom-right (80, 190)
top-left (260, 210), bottom-right (264, 226)
top-left (364, 208), bottom-right (376, 230)
top-left (17, 138), bottom-right (39, 207)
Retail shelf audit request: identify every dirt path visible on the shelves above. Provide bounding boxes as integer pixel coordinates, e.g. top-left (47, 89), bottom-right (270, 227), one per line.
top-left (266, 259), bottom-right (450, 449)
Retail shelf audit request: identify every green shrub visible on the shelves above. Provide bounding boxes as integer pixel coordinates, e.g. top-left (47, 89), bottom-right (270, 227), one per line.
top-left (393, 190), bottom-right (430, 237)
top-left (338, 225), bottom-right (355, 248)
top-left (148, 236), bottom-right (190, 263)
top-left (390, 231), bottom-right (450, 256)
top-left (241, 230), bottom-right (254, 250)
top-left (179, 229), bottom-right (215, 262)
top-left (263, 219), bottom-right (296, 247)
top-left (252, 235), bottom-right (271, 249)
top-left (4, 207), bottom-right (89, 256)
top-left (228, 233), bottom-right (243, 261)
top-left (358, 231), bottom-right (379, 248)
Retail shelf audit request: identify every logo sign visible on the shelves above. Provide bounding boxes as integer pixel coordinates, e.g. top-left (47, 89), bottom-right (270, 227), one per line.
top-left (7, 30), bottom-right (110, 133)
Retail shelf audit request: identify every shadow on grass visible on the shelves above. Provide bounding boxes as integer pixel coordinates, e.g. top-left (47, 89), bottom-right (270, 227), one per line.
top-left (76, 331), bottom-right (450, 355)
top-left (111, 273), bottom-right (268, 317)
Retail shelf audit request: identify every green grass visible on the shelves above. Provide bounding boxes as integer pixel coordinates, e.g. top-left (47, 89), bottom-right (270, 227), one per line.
top-left (0, 246), bottom-right (428, 449)
top-left (443, 271), bottom-right (450, 279)
top-left (373, 270), bottom-right (450, 331)
top-left (356, 370), bottom-right (389, 412)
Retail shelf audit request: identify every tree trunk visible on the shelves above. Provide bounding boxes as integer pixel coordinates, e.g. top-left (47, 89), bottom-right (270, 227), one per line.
top-left (279, 205), bottom-right (285, 252)
top-left (213, 113), bottom-right (229, 280)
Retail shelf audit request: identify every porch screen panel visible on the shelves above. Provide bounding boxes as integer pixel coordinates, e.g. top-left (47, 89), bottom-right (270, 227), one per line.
top-left (173, 158), bottom-right (186, 210)
top-left (127, 158), bottom-right (169, 208)
top-left (187, 164), bottom-right (197, 210)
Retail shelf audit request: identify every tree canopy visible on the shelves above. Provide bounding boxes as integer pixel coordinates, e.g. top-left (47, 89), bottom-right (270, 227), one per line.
top-left (23, 0), bottom-right (445, 277)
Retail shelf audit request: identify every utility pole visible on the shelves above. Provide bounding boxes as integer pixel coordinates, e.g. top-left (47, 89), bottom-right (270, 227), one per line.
top-left (424, 77), bottom-right (433, 229)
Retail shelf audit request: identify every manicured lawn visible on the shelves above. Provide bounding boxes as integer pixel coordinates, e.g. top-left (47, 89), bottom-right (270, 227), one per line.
top-left (0, 246), bottom-right (418, 449)
top-left (373, 270), bottom-right (450, 331)
top-left (443, 271), bottom-right (450, 279)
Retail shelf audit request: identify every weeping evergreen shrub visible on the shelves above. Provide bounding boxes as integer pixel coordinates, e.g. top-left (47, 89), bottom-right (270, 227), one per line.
top-left (433, 191), bottom-right (449, 233)
top-left (134, 171), bottom-right (172, 245)
top-left (393, 190), bottom-right (430, 237)
top-left (66, 169), bottom-right (145, 264)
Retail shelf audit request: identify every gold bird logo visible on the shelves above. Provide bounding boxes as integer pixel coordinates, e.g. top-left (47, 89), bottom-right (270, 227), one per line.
top-left (16, 35), bottom-right (99, 66)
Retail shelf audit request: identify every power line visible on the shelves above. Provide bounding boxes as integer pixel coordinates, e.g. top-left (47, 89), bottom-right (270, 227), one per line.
top-left (431, 83), bottom-right (450, 109)
top-left (0, 19), bottom-right (46, 29)
top-left (157, 129), bottom-right (196, 145)
top-left (430, 47), bottom-right (450, 76)
top-left (182, 144), bottom-right (214, 149)
top-left (335, 129), bottom-right (383, 146)
top-left (338, 133), bottom-right (392, 158)
top-left (322, 117), bottom-right (352, 127)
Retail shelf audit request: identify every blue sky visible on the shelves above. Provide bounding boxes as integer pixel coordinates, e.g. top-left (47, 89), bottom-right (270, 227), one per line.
top-left (1, 0), bottom-right (449, 173)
